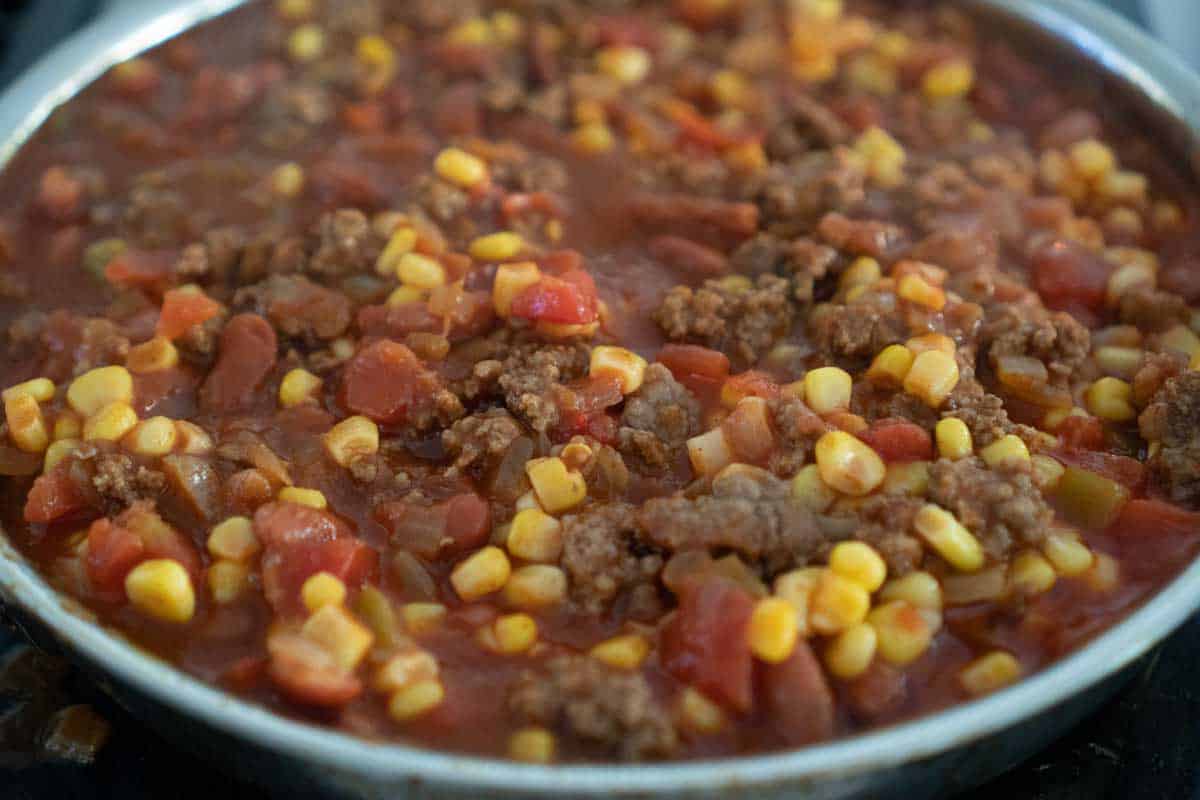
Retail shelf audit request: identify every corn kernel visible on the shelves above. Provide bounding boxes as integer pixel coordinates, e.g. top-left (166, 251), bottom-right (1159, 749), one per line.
top-left (906, 333), bottom-right (956, 357)
top-left (396, 253), bottom-right (447, 290)
top-left (882, 460), bottom-right (930, 496)
top-left (935, 417), bottom-right (973, 460)
top-left (44, 438), bottom-right (79, 473)
top-left (493, 261), bottom-right (541, 317)
top-left (1031, 454), bottom-right (1066, 491)
top-left (1085, 377), bottom-right (1135, 422)
top-left (1042, 529), bottom-right (1094, 577)
top-left (123, 416), bottom-right (177, 457)
top-left (560, 441), bottom-right (593, 472)
top-left (388, 679), bottom-right (444, 722)
top-left (451, 546), bottom-right (511, 601)
top-left (679, 687), bottom-right (725, 734)
top-left (207, 560), bottom-right (249, 605)
top-left (804, 367), bottom-right (853, 414)
top-left (590, 634), bottom-right (650, 670)
top-left (270, 161), bottom-right (305, 198)
top-left (1010, 550), bottom-right (1056, 596)
top-left (374, 648), bottom-right (439, 694)
top-left (747, 597), bottom-right (800, 663)
top-left (914, 504), bottom-right (985, 572)
top-left (302, 604), bottom-right (374, 671)
top-left (1097, 170), bottom-right (1148, 204)
top-left (853, 127), bottom-right (906, 188)
top-left (868, 600), bottom-right (934, 665)
top-left (323, 415), bottom-right (379, 468)
top-left (1105, 263), bottom-right (1155, 306)
top-left (481, 613), bottom-right (538, 655)
top-left (573, 122), bottom-right (617, 154)
top-left (922, 58), bottom-right (974, 100)
top-left (526, 457), bottom-right (587, 514)
top-left (375, 227), bottom-right (418, 276)
top-left (866, 344), bottom-right (915, 388)
top-left (125, 559), bottom-right (195, 624)
top-left (386, 286), bottom-right (427, 308)
top-left (279, 369), bottom-right (322, 408)
top-left (506, 508), bottom-right (563, 563)
top-left (1162, 324), bottom-right (1200, 357)
top-left (840, 257), bottom-right (882, 290)
top-left (774, 567), bottom-right (822, 638)
top-left (53, 411), bottom-right (81, 441)
top-left (590, 346), bottom-right (648, 394)
top-left (491, 10), bottom-right (524, 44)
top-left (67, 365), bottom-right (133, 417)
top-left (791, 464), bottom-right (836, 511)
top-left (879, 571), bottom-right (942, 610)
top-left (469, 232), bottom-right (524, 262)
top-left (278, 487), bottom-right (327, 509)
top-left (207, 516), bottom-right (259, 562)
top-left (174, 420), bottom-right (214, 454)
top-left (1068, 138), bottom-right (1116, 180)
top-left (711, 69), bottom-right (749, 108)
top-left (287, 23), bottom-right (326, 64)
top-left (434, 147), bottom-right (488, 189)
top-left (809, 571), bottom-right (871, 636)
top-left (1085, 551), bottom-right (1120, 593)
top-left (903, 350), bottom-right (959, 408)
top-left (503, 564), bottom-right (568, 609)
top-left (815, 430), bottom-right (886, 496)
top-left (275, 0), bottom-right (312, 21)
top-left (509, 727), bottom-right (556, 763)
top-left (829, 541), bottom-right (887, 592)
top-left (825, 623), bottom-right (878, 680)
top-left (959, 651), bottom-right (1022, 696)
top-left (302, 572), bottom-right (347, 612)
top-left (978, 434), bottom-right (1031, 468)
top-left (1093, 346), bottom-right (1143, 380)
top-left (597, 46), bottom-right (652, 85)
top-left (5, 393), bottom-right (48, 453)
top-left (2, 377), bottom-right (55, 404)
top-left (897, 274), bottom-right (946, 311)
top-left (83, 402), bottom-right (138, 442)
top-left (402, 602), bottom-right (447, 635)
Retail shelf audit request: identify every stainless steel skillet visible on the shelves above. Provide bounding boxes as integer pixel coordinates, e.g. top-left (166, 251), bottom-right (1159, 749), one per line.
top-left (1, 0), bottom-right (1199, 796)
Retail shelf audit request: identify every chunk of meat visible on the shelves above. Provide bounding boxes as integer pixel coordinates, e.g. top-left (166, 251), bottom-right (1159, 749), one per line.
top-left (654, 274), bottom-right (795, 366)
top-left (927, 456), bottom-right (1052, 560)
top-left (340, 340), bottom-right (445, 427)
top-left (1140, 370), bottom-right (1200, 508)
top-left (441, 409), bottom-right (524, 474)
top-left (1118, 286), bottom-right (1189, 333)
top-left (496, 342), bottom-right (590, 432)
top-left (307, 208), bottom-right (376, 278)
top-left (509, 655), bottom-right (679, 761)
top-left (984, 306), bottom-right (1089, 393)
top-left (560, 503), bottom-right (663, 615)
top-left (235, 274), bottom-right (352, 342)
top-left (660, 577), bottom-right (755, 712)
top-left (617, 364), bottom-right (701, 469)
top-left (199, 313), bottom-right (277, 412)
top-left (68, 444), bottom-right (166, 514)
top-left (940, 378), bottom-right (1019, 448)
top-left (807, 291), bottom-right (910, 362)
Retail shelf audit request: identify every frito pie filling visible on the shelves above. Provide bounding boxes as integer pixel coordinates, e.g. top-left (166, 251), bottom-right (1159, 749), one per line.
top-left (2, 0), bottom-right (1200, 763)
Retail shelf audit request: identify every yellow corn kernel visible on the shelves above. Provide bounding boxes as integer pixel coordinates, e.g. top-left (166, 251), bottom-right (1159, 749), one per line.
top-left (302, 604), bottom-right (374, 671)
top-left (1162, 323), bottom-right (1200, 358)
top-left (83, 402), bottom-right (138, 442)
top-left (67, 365), bottom-right (133, 417)
top-left (536, 318), bottom-right (600, 340)
top-left (560, 441), bottom-right (593, 472)
top-left (687, 427), bottom-right (735, 478)
top-left (5, 393), bottom-right (48, 453)
top-left (1106, 263), bottom-right (1155, 306)
top-left (53, 411), bottom-right (81, 441)
top-left (302, 571), bottom-right (347, 612)
top-left (840, 257), bottom-right (882, 290)
top-left (711, 69), bottom-right (749, 108)
top-left (906, 333), bottom-right (956, 356)
top-left (1042, 529), bottom-right (1094, 577)
top-left (2, 377), bottom-right (55, 404)
top-left (375, 227), bottom-right (418, 277)
top-left (1097, 170), bottom-right (1148, 204)
top-left (959, 651), bottom-right (1022, 696)
top-left (509, 727), bottom-right (556, 764)
top-left (804, 367), bottom-right (853, 415)
top-left (897, 274), bottom-right (946, 311)
top-left (866, 344), bottom-right (915, 388)
top-left (469, 231), bottom-right (524, 262)
top-left (503, 564), bottom-right (568, 609)
top-left (809, 571), bottom-right (871, 636)
top-left (879, 571), bottom-right (942, 610)
top-left (1031, 454), bottom-right (1066, 491)
top-left (1093, 346), bottom-right (1143, 380)
top-left (396, 253), bottom-right (446, 290)
top-left (401, 602), bottom-right (447, 636)
top-left (122, 416), bottom-right (177, 457)
top-left (356, 33), bottom-right (395, 69)
top-left (829, 541), bottom-right (887, 592)
top-left (935, 417), bottom-right (973, 460)
top-left (481, 613), bottom-right (538, 655)
top-left (922, 58), bottom-right (974, 100)
top-left (374, 648), bottom-right (439, 694)
top-left (1084, 377), bottom-right (1135, 422)
top-left (679, 687), bottom-right (725, 734)
top-left (596, 45), bottom-right (652, 85)
top-left (492, 261), bottom-right (541, 317)
top-left (386, 286), bottom-right (427, 308)
top-left (1154, 201), bottom-right (1184, 231)
top-left (815, 430), bottom-right (886, 496)
top-left (388, 679), bottom-right (444, 722)
top-left (275, 0), bottom-right (312, 21)
top-left (1068, 138), bottom-right (1116, 180)
top-left (913, 504), bottom-right (984, 572)
top-left (1010, 550), bottom-right (1056, 596)
top-left (174, 420), bottom-right (214, 454)
top-left (853, 127), bottom-right (906, 188)
top-left (491, 10), bottom-right (524, 44)
top-left (903, 350), bottom-right (959, 408)
top-left (825, 623), bottom-right (878, 680)
top-left (287, 23), bottom-right (326, 63)
top-left (791, 464), bottom-right (837, 512)
top-left (451, 545), bottom-right (511, 601)
top-left (207, 516), bottom-right (259, 562)
top-left (44, 438), bottom-right (79, 472)
top-left (747, 597), bottom-right (800, 663)
top-left (573, 122), bottom-right (616, 155)
top-left (774, 567), bottom-right (822, 638)
top-left (323, 415), bottom-right (379, 468)
top-left (434, 147), bottom-right (488, 189)
top-left (1085, 551), bottom-right (1120, 592)
top-left (125, 559), bottom-right (195, 624)
top-left (882, 460), bottom-right (930, 496)
top-left (590, 346), bottom-right (648, 394)
top-left (978, 434), bottom-right (1031, 468)
top-left (278, 487), bottom-right (327, 509)
top-left (279, 369), bottom-right (322, 408)
top-left (590, 634), bottom-right (650, 670)
top-left (847, 52), bottom-right (898, 95)
top-left (207, 560), bottom-right (249, 605)
top-left (506, 508), bottom-right (564, 563)
top-left (526, 457), bottom-right (587, 514)
top-left (875, 30), bottom-right (911, 60)
top-left (868, 600), bottom-right (934, 665)
top-left (270, 161), bottom-right (306, 199)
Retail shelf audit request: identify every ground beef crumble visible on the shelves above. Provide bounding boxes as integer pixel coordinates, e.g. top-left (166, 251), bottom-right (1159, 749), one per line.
top-left (927, 456), bottom-right (1052, 560)
top-left (653, 274), bottom-right (795, 366)
top-left (1140, 370), bottom-right (1200, 507)
top-left (617, 364), bottom-right (700, 470)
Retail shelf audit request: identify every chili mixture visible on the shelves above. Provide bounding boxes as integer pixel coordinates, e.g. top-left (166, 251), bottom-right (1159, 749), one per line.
top-left (2, 0), bottom-right (1200, 763)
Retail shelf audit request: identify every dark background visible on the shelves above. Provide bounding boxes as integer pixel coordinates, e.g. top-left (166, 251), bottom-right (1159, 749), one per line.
top-left (1, 1), bottom-right (1198, 798)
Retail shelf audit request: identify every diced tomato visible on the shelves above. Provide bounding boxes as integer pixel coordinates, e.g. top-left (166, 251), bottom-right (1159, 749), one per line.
top-left (509, 272), bottom-right (598, 325)
top-left (342, 101), bottom-right (387, 134)
top-left (254, 501), bottom-right (353, 549)
top-left (1056, 415), bottom-right (1105, 451)
top-left (594, 13), bottom-right (661, 50)
top-left (1055, 448), bottom-right (1146, 492)
top-left (661, 577), bottom-right (755, 712)
top-left (104, 249), bottom-right (174, 293)
top-left (722, 397), bottom-right (776, 464)
top-left (116, 502), bottom-right (202, 579)
top-left (444, 493), bottom-right (492, 554)
top-left (563, 375), bottom-right (625, 416)
top-left (267, 631), bottom-right (362, 708)
top-left (1110, 499), bottom-right (1200, 580)
top-left (85, 519), bottom-right (146, 602)
top-left (1031, 239), bottom-right (1113, 315)
top-left (24, 465), bottom-right (86, 524)
top-left (658, 344), bottom-right (731, 385)
top-left (262, 536), bottom-right (376, 615)
top-left (859, 419), bottom-right (934, 463)
top-left (156, 288), bottom-right (221, 340)
top-left (222, 655), bottom-right (267, 693)
top-left (36, 166), bottom-right (85, 223)
top-left (199, 313), bottom-right (277, 412)
top-left (586, 412), bottom-right (619, 445)
top-left (759, 641), bottom-right (836, 747)
top-left (356, 302), bottom-right (441, 340)
top-left (340, 339), bottom-right (442, 425)
top-left (722, 370), bottom-right (780, 405)
top-left (502, 193), bottom-right (568, 224)
top-left (667, 101), bottom-right (759, 151)
top-left (427, 284), bottom-right (495, 340)
top-left (1111, 498), bottom-right (1200, 539)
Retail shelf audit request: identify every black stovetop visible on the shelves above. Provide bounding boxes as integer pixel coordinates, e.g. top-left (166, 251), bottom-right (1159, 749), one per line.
top-left (1, 1), bottom-right (1198, 797)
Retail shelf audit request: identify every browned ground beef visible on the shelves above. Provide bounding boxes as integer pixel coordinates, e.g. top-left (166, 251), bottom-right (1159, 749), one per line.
top-left (497, 342), bottom-right (590, 433)
top-left (940, 378), bottom-right (1019, 447)
top-left (1133, 350), bottom-right (1187, 408)
top-left (560, 503), bottom-right (663, 615)
top-left (983, 306), bottom-right (1091, 388)
top-left (1119, 286), bottom-right (1189, 332)
top-left (235, 274), bottom-right (352, 342)
top-left (307, 208), bottom-right (376, 278)
top-left (927, 457), bottom-right (1053, 560)
top-left (442, 408), bottom-right (524, 475)
top-left (768, 397), bottom-right (832, 477)
top-left (654, 274), bottom-right (795, 367)
top-left (1141, 371), bottom-right (1200, 506)
top-left (831, 494), bottom-right (925, 575)
top-left (807, 290), bottom-right (909, 362)
top-left (617, 364), bottom-right (700, 470)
